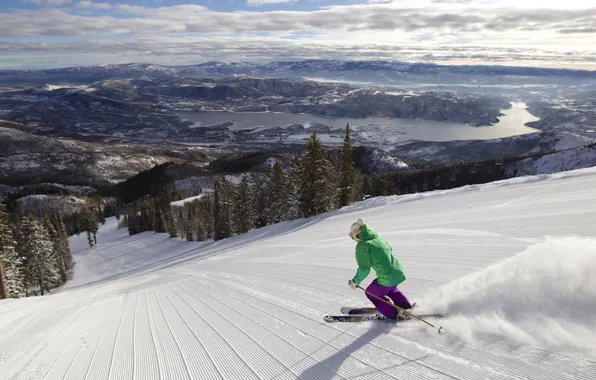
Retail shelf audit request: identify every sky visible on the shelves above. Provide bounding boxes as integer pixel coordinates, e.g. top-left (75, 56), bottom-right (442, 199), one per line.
top-left (0, 0), bottom-right (595, 70)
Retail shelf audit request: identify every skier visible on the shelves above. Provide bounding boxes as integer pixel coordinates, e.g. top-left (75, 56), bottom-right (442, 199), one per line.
top-left (348, 218), bottom-right (414, 319)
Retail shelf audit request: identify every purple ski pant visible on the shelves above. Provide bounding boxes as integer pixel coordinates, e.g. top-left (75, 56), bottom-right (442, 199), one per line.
top-left (366, 279), bottom-right (412, 319)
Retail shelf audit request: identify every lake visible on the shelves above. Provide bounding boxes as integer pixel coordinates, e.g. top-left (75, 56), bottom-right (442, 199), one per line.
top-left (176, 102), bottom-right (540, 143)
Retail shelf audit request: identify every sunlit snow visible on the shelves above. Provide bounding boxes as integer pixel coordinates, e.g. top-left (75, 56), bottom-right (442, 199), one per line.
top-left (1, 167), bottom-right (596, 379)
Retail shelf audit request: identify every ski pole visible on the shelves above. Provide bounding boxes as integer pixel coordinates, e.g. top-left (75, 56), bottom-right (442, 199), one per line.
top-left (357, 285), bottom-right (445, 333)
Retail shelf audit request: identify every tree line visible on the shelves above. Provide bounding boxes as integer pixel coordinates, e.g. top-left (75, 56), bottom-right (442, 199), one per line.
top-left (1, 203), bottom-right (69, 298)
top-left (121, 124), bottom-right (362, 242)
top-left (0, 200), bottom-right (102, 299)
top-left (0, 122), bottom-right (521, 299)
top-left (119, 122), bottom-right (514, 244)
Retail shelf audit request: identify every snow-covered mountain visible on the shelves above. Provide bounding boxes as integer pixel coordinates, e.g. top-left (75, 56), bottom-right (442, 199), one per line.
top-left (507, 143), bottom-right (596, 176)
top-left (3, 60), bottom-right (596, 87)
top-left (391, 131), bottom-right (595, 165)
top-left (1, 166), bottom-right (595, 379)
top-left (0, 74), bottom-right (510, 142)
top-left (2, 61), bottom-right (595, 177)
top-left (0, 122), bottom-right (214, 188)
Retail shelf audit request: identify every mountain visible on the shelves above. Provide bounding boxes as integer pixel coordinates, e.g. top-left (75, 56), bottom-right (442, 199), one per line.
top-left (506, 142), bottom-right (596, 176)
top-left (390, 131), bottom-right (595, 165)
top-left (3, 60), bottom-right (596, 87)
top-left (0, 121), bottom-right (214, 189)
top-left (0, 74), bottom-right (511, 143)
top-left (2, 60), bottom-right (595, 175)
top-left (1, 166), bottom-right (595, 379)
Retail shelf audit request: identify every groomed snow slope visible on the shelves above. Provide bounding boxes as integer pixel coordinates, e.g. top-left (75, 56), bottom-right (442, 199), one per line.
top-left (2, 167), bottom-right (596, 380)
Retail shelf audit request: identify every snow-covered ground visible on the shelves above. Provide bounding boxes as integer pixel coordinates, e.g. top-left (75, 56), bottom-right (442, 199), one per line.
top-left (508, 145), bottom-right (596, 176)
top-left (2, 167), bottom-right (596, 379)
top-left (169, 194), bottom-right (206, 207)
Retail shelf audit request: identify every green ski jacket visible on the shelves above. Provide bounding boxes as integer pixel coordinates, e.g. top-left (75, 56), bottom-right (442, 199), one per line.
top-left (352, 224), bottom-right (406, 287)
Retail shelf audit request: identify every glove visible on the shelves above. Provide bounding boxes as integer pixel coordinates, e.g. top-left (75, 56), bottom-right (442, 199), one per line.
top-left (348, 279), bottom-right (358, 289)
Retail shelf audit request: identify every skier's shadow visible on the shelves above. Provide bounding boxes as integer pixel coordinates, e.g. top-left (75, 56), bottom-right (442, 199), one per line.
top-left (297, 324), bottom-right (421, 379)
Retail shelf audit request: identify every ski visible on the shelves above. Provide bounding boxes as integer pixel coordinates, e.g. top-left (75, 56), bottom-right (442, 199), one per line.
top-left (324, 313), bottom-right (446, 323)
top-left (340, 306), bottom-right (378, 315)
top-left (324, 314), bottom-right (396, 323)
top-left (340, 302), bottom-right (417, 315)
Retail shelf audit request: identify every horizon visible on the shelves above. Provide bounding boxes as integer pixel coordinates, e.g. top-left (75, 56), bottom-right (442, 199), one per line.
top-left (1, 1), bottom-right (595, 71)
top-left (3, 57), bottom-right (596, 73)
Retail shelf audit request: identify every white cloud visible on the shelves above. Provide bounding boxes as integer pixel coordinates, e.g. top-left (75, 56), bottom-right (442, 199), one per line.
top-left (77, 1), bottom-right (112, 10)
top-left (246, 0), bottom-right (298, 6)
top-left (2, 34), bottom-right (595, 71)
top-left (381, 0), bottom-right (595, 8)
top-left (3, 2), bottom-right (596, 70)
top-left (4, 4), bottom-right (596, 37)
top-left (114, 4), bottom-right (209, 17)
top-left (22, 0), bottom-right (73, 5)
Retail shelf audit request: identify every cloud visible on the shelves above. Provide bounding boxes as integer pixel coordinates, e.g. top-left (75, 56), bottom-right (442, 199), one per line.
top-left (3, 4), bottom-right (596, 37)
top-left (21, 0), bottom-right (73, 5)
top-left (115, 4), bottom-right (209, 15)
top-left (76, 1), bottom-right (112, 10)
top-left (246, 0), bottom-right (298, 6)
top-left (1, 34), bottom-right (595, 70)
top-left (3, 2), bottom-right (596, 70)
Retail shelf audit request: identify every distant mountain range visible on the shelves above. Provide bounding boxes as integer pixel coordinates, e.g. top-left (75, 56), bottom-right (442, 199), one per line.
top-left (0, 121), bottom-right (214, 189)
top-left (0, 74), bottom-right (510, 142)
top-left (1, 59), bottom-right (595, 197)
top-left (0, 120), bottom-right (411, 197)
top-left (2, 60), bottom-right (596, 87)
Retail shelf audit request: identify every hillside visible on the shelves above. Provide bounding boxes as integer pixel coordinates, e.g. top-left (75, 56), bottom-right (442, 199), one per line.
top-left (3, 60), bottom-right (596, 87)
top-left (1, 166), bottom-right (595, 379)
top-left (0, 122), bottom-right (214, 188)
top-left (390, 131), bottom-right (595, 165)
top-left (507, 143), bottom-right (596, 176)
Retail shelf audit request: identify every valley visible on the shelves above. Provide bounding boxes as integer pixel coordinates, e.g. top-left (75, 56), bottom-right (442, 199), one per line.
top-left (1, 60), bottom-right (595, 202)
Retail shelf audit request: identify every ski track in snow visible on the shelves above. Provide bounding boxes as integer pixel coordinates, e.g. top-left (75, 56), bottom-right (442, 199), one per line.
top-left (2, 167), bottom-right (596, 379)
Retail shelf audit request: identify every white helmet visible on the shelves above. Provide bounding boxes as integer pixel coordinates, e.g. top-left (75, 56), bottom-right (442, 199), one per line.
top-left (349, 218), bottom-right (365, 240)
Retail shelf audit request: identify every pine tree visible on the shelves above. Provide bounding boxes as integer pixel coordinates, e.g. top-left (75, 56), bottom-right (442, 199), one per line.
top-left (297, 132), bottom-right (334, 217)
top-left (184, 218), bottom-right (195, 241)
top-left (139, 205), bottom-right (152, 233)
top-left (286, 155), bottom-right (304, 220)
top-left (44, 217), bottom-right (67, 284)
top-left (232, 174), bottom-right (253, 234)
top-left (153, 208), bottom-right (167, 233)
top-left (213, 179), bottom-right (231, 241)
top-left (0, 202), bottom-right (25, 299)
top-left (182, 202), bottom-right (197, 241)
top-left (0, 261), bottom-right (7, 299)
top-left (127, 204), bottom-right (139, 236)
top-left (198, 195), bottom-right (215, 240)
top-left (267, 162), bottom-right (291, 223)
top-left (18, 216), bottom-right (60, 296)
top-left (250, 172), bottom-right (269, 228)
top-left (165, 207), bottom-right (178, 238)
top-left (55, 216), bottom-right (72, 280)
top-left (174, 208), bottom-right (185, 239)
top-left (97, 198), bottom-right (106, 225)
top-left (338, 122), bottom-right (356, 208)
top-left (195, 219), bottom-right (205, 242)
top-left (82, 205), bottom-right (99, 247)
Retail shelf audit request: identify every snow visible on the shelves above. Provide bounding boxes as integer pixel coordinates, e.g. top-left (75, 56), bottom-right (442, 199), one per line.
top-left (2, 166), bottom-right (596, 379)
top-left (369, 149), bottom-right (408, 171)
top-left (44, 84), bottom-right (95, 92)
top-left (425, 236), bottom-right (596, 351)
top-left (553, 132), bottom-right (593, 151)
top-left (508, 145), bottom-right (596, 176)
top-left (264, 157), bottom-right (283, 167)
top-left (170, 194), bottom-right (205, 207)
top-left (16, 194), bottom-right (88, 215)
